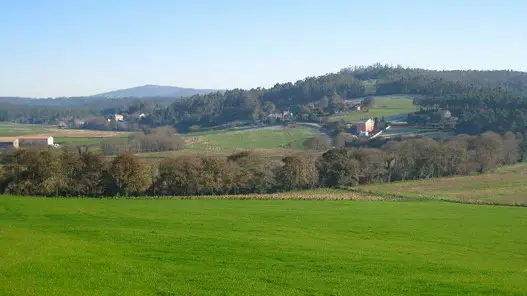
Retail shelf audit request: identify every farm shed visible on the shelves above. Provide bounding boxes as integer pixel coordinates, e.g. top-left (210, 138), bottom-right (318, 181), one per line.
top-left (16, 136), bottom-right (54, 148)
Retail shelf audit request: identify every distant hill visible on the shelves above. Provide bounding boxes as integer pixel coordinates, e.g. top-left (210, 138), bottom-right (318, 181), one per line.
top-left (3, 64), bottom-right (527, 131)
top-left (93, 85), bottom-right (221, 98)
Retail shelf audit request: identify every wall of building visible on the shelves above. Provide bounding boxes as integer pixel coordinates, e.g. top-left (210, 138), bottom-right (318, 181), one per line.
top-left (356, 120), bottom-right (375, 133)
top-left (18, 137), bottom-right (53, 148)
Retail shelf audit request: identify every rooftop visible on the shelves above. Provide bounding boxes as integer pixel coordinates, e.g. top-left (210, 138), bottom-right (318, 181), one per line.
top-left (0, 137), bottom-right (17, 142)
top-left (356, 118), bottom-right (373, 123)
top-left (18, 135), bottom-right (53, 139)
top-left (0, 136), bottom-right (53, 142)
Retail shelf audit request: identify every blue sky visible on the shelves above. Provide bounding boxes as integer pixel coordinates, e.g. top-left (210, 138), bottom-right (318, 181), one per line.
top-left (0, 0), bottom-right (525, 97)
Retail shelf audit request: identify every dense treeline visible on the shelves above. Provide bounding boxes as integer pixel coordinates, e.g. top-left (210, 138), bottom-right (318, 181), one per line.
top-left (344, 64), bottom-right (527, 94)
top-left (1, 131), bottom-right (524, 197)
top-left (416, 88), bottom-right (527, 134)
top-left (0, 102), bottom-right (95, 125)
top-left (0, 97), bottom-right (168, 127)
top-left (100, 126), bottom-right (185, 155)
top-left (140, 65), bottom-right (527, 133)
top-left (145, 73), bottom-right (366, 131)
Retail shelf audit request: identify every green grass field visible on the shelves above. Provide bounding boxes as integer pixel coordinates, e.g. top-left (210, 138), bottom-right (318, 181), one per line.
top-left (361, 163), bottom-right (527, 206)
top-left (1, 196), bottom-right (526, 296)
top-left (54, 137), bottom-right (110, 145)
top-left (329, 95), bottom-right (419, 122)
top-left (0, 122), bottom-right (53, 136)
top-left (182, 126), bottom-right (317, 152)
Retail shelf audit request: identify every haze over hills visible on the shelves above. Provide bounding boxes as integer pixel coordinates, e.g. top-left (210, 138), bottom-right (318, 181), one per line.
top-left (93, 85), bottom-right (221, 98)
top-left (0, 84), bottom-right (222, 107)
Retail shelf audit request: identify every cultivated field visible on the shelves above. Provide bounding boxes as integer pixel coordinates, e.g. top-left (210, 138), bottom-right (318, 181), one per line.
top-left (1, 123), bottom-right (321, 158)
top-left (0, 122), bottom-right (130, 145)
top-left (329, 95), bottom-right (419, 122)
top-left (1, 196), bottom-right (526, 296)
top-left (0, 122), bottom-right (53, 136)
top-left (136, 126), bottom-right (319, 159)
top-left (361, 163), bottom-right (527, 206)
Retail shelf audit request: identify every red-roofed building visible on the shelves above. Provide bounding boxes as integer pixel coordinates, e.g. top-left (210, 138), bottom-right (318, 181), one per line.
top-left (356, 119), bottom-right (375, 136)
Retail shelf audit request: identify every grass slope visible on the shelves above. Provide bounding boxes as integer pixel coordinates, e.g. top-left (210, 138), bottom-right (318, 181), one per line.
top-left (0, 122), bottom-right (53, 136)
top-left (182, 126), bottom-right (317, 152)
top-left (329, 95), bottom-right (419, 122)
top-left (1, 196), bottom-right (526, 296)
top-left (361, 163), bottom-right (527, 206)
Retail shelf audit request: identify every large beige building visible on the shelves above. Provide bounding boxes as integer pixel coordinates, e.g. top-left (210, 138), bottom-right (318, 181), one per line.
top-left (0, 136), bottom-right (54, 150)
top-left (0, 137), bottom-right (18, 149)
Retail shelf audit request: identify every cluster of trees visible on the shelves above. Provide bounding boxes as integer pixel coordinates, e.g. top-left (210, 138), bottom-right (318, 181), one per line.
top-left (415, 88), bottom-right (527, 134)
top-left (0, 149), bottom-right (311, 196)
top-left (146, 66), bottom-right (527, 133)
top-left (1, 131), bottom-right (524, 197)
top-left (144, 73), bottom-right (366, 131)
top-left (343, 64), bottom-right (527, 94)
top-left (100, 126), bottom-right (185, 155)
top-left (0, 102), bottom-right (95, 125)
top-left (0, 96), bottom-right (167, 127)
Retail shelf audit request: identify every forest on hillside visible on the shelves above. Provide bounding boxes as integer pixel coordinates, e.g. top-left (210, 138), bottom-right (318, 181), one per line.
top-left (2, 64), bottom-right (527, 135)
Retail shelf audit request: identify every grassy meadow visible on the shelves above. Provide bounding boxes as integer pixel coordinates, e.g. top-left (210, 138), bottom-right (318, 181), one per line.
top-left (1, 196), bottom-right (526, 296)
top-left (329, 95), bottom-right (419, 122)
top-left (361, 163), bottom-right (527, 206)
top-left (0, 122), bottom-right (54, 136)
top-left (0, 122), bottom-right (320, 159)
top-left (182, 126), bottom-right (317, 152)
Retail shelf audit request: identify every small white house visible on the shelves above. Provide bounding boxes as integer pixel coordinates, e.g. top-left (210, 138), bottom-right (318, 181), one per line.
top-left (1, 136), bottom-right (55, 149)
top-left (114, 114), bottom-right (124, 122)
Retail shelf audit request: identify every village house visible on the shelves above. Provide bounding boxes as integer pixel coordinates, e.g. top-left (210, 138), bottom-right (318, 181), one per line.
top-left (18, 136), bottom-right (55, 148)
top-left (74, 119), bottom-right (86, 127)
top-left (267, 111), bottom-right (293, 121)
top-left (356, 118), bottom-right (375, 136)
top-left (57, 121), bottom-right (68, 129)
top-left (107, 114), bottom-right (124, 122)
top-left (113, 114), bottom-right (124, 122)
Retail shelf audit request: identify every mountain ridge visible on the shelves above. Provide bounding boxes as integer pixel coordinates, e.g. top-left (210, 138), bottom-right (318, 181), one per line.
top-left (93, 84), bottom-right (221, 98)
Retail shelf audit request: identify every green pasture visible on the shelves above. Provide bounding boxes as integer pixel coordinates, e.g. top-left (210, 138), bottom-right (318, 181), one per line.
top-left (329, 95), bottom-right (419, 123)
top-left (361, 163), bottom-right (527, 206)
top-left (0, 196), bottom-right (525, 295)
top-left (183, 126), bottom-right (318, 152)
top-left (0, 122), bottom-right (53, 136)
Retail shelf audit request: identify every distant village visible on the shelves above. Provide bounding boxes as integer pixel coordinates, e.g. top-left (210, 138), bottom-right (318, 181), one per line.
top-left (1, 96), bottom-right (457, 151)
